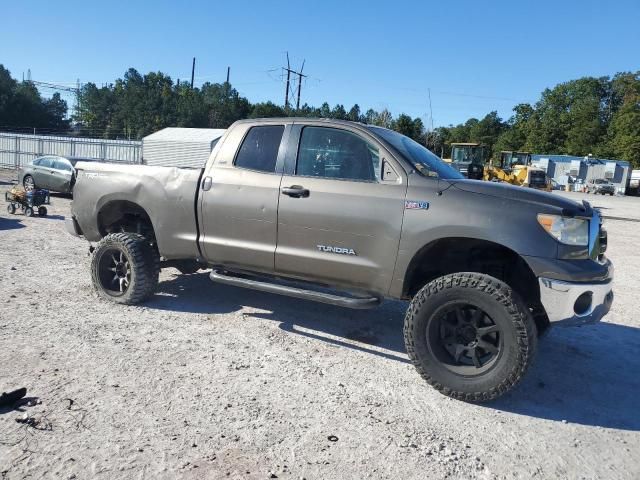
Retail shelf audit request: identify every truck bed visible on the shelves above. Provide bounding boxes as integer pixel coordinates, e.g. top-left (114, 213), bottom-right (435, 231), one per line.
top-left (73, 162), bottom-right (203, 260)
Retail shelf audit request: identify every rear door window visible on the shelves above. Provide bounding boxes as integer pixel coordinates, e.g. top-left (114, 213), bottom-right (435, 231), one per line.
top-left (234, 125), bottom-right (285, 173)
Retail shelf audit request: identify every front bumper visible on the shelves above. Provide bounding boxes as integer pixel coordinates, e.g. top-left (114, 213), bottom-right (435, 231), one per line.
top-left (539, 275), bottom-right (613, 326)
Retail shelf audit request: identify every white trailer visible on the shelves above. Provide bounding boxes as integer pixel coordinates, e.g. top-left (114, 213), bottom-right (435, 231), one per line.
top-left (628, 169), bottom-right (640, 195)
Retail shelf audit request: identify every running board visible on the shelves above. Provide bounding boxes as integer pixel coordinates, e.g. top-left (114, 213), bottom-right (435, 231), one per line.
top-left (209, 269), bottom-right (381, 309)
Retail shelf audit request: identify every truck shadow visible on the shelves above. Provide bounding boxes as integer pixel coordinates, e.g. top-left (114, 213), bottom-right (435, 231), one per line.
top-left (149, 271), bottom-right (409, 364)
top-left (491, 323), bottom-right (640, 431)
top-left (149, 272), bottom-right (640, 431)
top-left (0, 216), bottom-right (26, 231)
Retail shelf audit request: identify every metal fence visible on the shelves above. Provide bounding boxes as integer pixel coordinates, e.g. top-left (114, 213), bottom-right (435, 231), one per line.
top-left (0, 132), bottom-right (142, 169)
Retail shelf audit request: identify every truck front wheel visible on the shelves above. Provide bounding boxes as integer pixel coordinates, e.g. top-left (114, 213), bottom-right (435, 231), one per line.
top-left (91, 233), bottom-right (159, 305)
top-left (404, 272), bottom-right (537, 402)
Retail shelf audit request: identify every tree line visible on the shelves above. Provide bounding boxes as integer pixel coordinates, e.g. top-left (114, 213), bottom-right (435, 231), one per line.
top-left (432, 73), bottom-right (640, 166)
top-left (1, 64), bottom-right (638, 166)
top-left (0, 65), bottom-right (69, 131)
top-left (73, 67), bottom-right (426, 144)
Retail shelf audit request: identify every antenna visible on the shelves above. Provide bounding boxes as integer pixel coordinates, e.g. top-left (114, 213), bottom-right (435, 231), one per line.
top-left (428, 88), bottom-right (434, 131)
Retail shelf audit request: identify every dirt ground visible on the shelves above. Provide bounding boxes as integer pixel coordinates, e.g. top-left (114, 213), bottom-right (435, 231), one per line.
top-left (1, 168), bottom-right (638, 480)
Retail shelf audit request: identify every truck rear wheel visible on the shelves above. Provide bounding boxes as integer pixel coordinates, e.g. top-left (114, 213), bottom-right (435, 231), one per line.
top-left (404, 272), bottom-right (537, 402)
top-left (91, 233), bottom-right (159, 305)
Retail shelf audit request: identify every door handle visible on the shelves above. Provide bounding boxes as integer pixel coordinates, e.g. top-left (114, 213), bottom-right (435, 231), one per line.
top-left (202, 176), bottom-right (212, 191)
top-left (281, 185), bottom-right (309, 198)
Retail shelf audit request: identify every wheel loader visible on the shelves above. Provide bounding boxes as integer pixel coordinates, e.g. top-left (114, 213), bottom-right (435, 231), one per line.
top-left (485, 151), bottom-right (551, 191)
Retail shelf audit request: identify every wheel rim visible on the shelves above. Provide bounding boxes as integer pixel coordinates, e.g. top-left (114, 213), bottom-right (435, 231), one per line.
top-left (426, 302), bottom-right (503, 376)
top-left (24, 176), bottom-right (34, 190)
top-left (97, 248), bottom-right (131, 297)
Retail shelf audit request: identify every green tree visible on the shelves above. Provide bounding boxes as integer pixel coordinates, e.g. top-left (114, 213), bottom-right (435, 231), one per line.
top-left (0, 65), bottom-right (69, 131)
top-left (392, 114), bottom-right (424, 142)
top-left (607, 73), bottom-right (640, 166)
top-left (250, 101), bottom-right (285, 118)
top-left (347, 104), bottom-right (362, 122)
top-left (330, 104), bottom-right (347, 120)
top-left (468, 111), bottom-right (507, 158)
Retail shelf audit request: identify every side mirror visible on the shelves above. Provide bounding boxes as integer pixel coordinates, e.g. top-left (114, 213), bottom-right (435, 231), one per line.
top-left (381, 159), bottom-right (399, 183)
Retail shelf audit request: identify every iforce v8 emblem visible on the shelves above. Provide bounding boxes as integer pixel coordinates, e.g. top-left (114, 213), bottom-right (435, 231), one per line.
top-left (405, 200), bottom-right (429, 210)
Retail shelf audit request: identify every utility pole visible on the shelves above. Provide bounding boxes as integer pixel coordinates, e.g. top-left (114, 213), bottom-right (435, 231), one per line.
top-left (226, 66), bottom-right (230, 84)
top-left (282, 53), bottom-right (307, 110)
top-left (191, 57), bottom-right (196, 89)
top-left (284, 52), bottom-right (291, 109)
top-left (296, 60), bottom-right (306, 110)
top-left (76, 78), bottom-right (81, 120)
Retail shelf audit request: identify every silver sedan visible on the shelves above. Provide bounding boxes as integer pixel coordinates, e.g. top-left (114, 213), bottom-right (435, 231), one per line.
top-left (18, 156), bottom-right (95, 193)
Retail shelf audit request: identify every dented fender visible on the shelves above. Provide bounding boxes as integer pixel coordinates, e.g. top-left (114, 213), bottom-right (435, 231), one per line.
top-left (71, 162), bottom-right (203, 260)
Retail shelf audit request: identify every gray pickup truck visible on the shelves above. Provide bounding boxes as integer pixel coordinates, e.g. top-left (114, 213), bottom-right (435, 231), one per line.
top-left (67, 118), bottom-right (614, 402)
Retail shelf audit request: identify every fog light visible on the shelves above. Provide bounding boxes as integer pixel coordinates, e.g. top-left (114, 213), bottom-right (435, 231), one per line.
top-left (574, 292), bottom-right (592, 316)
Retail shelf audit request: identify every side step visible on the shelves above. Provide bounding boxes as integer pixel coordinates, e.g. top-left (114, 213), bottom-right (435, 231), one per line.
top-left (209, 269), bottom-right (381, 309)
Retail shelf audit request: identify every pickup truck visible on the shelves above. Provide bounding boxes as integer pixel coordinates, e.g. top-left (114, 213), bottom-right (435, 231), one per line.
top-left (66, 118), bottom-right (614, 402)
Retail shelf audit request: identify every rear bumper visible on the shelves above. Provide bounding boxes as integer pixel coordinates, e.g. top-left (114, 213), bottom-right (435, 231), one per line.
top-left (65, 215), bottom-right (83, 237)
top-left (538, 275), bottom-right (613, 326)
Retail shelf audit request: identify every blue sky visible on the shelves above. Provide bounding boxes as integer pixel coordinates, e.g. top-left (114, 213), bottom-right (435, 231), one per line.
top-left (2, 0), bottom-right (638, 127)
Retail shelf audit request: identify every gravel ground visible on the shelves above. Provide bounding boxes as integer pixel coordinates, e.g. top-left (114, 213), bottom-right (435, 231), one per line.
top-left (1, 169), bottom-right (639, 480)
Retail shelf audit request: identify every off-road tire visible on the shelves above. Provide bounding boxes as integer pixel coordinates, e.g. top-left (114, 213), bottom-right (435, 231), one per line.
top-left (404, 272), bottom-right (537, 402)
top-left (91, 233), bottom-right (160, 305)
top-left (24, 207), bottom-right (34, 217)
top-left (38, 206), bottom-right (47, 217)
top-left (7, 203), bottom-right (16, 214)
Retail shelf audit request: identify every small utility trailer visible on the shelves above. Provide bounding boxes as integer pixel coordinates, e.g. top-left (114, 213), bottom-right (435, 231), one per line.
top-left (5, 188), bottom-right (50, 217)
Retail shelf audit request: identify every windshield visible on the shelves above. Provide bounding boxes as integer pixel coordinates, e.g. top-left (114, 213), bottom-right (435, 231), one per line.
top-left (368, 127), bottom-right (463, 179)
top-left (452, 146), bottom-right (484, 165)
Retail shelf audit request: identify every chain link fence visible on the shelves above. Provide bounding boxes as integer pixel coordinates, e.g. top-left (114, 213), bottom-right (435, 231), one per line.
top-left (0, 132), bottom-right (142, 169)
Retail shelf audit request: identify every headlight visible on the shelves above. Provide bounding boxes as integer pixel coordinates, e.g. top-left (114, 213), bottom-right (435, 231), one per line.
top-left (537, 214), bottom-right (589, 246)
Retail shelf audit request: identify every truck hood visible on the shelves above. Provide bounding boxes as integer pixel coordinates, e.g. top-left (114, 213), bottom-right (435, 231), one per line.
top-left (449, 179), bottom-right (589, 215)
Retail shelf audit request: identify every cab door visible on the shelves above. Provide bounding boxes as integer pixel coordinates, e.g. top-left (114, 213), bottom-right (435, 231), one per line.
top-left (275, 124), bottom-right (407, 295)
top-left (199, 122), bottom-right (288, 274)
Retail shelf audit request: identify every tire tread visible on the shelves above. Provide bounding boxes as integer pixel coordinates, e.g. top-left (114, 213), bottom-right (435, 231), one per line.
top-left (90, 233), bottom-right (159, 305)
top-left (403, 272), bottom-right (537, 402)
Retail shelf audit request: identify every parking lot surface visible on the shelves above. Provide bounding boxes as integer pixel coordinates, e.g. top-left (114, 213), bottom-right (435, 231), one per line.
top-left (1, 169), bottom-right (639, 479)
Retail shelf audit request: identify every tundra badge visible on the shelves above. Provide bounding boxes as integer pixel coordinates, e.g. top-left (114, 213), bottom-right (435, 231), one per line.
top-left (317, 245), bottom-right (357, 256)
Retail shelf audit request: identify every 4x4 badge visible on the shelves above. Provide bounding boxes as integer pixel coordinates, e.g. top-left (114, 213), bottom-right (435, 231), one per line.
top-left (405, 200), bottom-right (429, 210)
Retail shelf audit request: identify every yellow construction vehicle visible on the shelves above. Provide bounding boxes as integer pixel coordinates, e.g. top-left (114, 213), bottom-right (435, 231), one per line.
top-left (485, 151), bottom-right (551, 191)
top-left (443, 143), bottom-right (485, 180)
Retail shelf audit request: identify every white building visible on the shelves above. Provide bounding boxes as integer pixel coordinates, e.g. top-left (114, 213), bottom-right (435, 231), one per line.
top-left (142, 128), bottom-right (226, 168)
